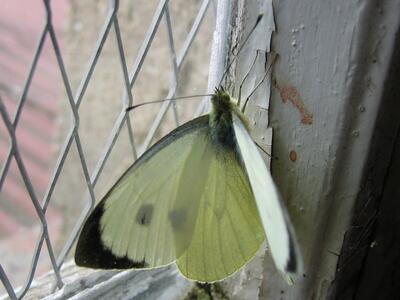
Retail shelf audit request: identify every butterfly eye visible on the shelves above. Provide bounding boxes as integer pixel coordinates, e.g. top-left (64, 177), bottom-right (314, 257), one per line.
top-left (136, 204), bottom-right (154, 226)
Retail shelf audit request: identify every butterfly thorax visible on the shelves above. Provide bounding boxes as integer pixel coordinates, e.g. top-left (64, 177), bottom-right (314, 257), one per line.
top-left (210, 87), bottom-right (249, 149)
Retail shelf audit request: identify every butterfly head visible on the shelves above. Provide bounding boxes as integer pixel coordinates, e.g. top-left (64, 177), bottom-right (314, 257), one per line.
top-left (209, 87), bottom-right (248, 151)
top-left (211, 86), bottom-right (231, 111)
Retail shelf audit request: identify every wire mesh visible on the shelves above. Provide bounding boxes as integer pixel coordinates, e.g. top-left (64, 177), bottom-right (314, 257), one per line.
top-left (0, 0), bottom-right (220, 298)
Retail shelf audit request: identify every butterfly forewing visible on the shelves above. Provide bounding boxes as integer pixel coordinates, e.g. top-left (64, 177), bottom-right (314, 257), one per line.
top-left (232, 112), bottom-right (303, 284)
top-left (76, 116), bottom-right (210, 269)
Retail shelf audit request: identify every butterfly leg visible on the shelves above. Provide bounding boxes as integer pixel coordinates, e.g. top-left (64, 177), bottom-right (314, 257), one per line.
top-left (238, 50), bottom-right (261, 107)
top-left (242, 52), bottom-right (278, 113)
top-left (254, 140), bottom-right (271, 158)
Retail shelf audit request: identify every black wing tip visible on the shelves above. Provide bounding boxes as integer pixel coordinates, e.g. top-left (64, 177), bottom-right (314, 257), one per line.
top-left (285, 229), bottom-right (303, 274)
top-left (256, 14), bottom-right (263, 25)
top-left (284, 232), bottom-right (298, 273)
top-left (285, 256), bottom-right (297, 273)
top-left (74, 201), bottom-right (148, 270)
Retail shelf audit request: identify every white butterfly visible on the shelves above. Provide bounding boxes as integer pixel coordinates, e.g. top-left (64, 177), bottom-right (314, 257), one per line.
top-left (75, 87), bottom-right (303, 284)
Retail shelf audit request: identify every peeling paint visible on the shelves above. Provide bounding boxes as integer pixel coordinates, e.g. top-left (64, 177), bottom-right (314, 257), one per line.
top-left (274, 79), bottom-right (314, 125)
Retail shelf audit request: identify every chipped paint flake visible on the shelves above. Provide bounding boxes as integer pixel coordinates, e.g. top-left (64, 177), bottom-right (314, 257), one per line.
top-left (274, 80), bottom-right (314, 124)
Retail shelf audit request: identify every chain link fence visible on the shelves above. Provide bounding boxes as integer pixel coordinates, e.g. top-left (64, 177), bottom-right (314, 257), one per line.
top-left (0, 0), bottom-right (219, 298)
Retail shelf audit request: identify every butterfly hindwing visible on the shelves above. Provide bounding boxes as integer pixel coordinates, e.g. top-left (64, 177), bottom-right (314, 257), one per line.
top-left (231, 112), bottom-right (303, 284)
top-left (176, 141), bottom-right (265, 282)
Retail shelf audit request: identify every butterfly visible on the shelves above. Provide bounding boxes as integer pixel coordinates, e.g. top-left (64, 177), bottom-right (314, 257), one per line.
top-left (74, 85), bottom-right (303, 284)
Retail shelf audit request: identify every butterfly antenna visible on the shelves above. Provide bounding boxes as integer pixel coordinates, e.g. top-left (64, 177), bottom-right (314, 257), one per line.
top-left (128, 15), bottom-right (264, 113)
top-left (126, 94), bottom-right (213, 112)
top-left (217, 14), bottom-right (263, 88)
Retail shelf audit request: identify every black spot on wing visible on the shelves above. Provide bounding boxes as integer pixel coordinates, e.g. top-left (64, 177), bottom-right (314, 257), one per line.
top-left (285, 231), bottom-right (297, 273)
top-left (136, 204), bottom-right (153, 226)
top-left (75, 201), bottom-right (148, 269)
top-left (169, 209), bottom-right (187, 230)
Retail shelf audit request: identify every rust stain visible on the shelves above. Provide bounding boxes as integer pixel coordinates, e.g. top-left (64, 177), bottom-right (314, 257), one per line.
top-left (289, 150), bottom-right (297, 162)
top-left (274, 80), bottom-right (313, 124)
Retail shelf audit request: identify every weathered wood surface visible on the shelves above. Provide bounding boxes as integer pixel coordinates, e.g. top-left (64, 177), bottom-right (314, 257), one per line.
top-left (334, 27), bottom-right (400, 299)
top-left (258, 0), bottom-right (400, 299)
top-left (20, 262), bottom-right (191, 300)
